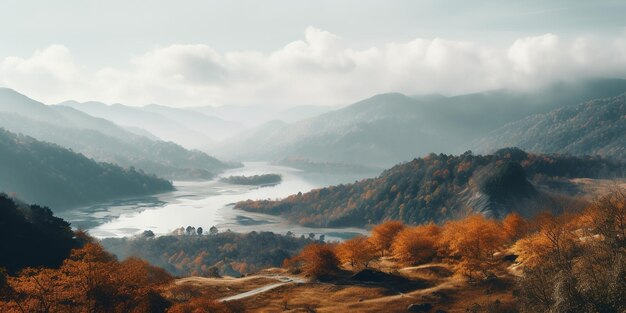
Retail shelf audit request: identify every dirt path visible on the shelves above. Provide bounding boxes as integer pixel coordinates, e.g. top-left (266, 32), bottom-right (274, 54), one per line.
top-left (218, 276), bottom-right (306, 302)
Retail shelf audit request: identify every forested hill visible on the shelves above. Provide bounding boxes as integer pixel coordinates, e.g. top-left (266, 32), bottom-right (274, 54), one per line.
top-left (235, 148), bottom-right (626, 227)
top-left (475, 93), bottom-right (626, 159)
top-left (0, 88), bottom-right (238, 180)
top-left (0, 129), bottom-right (173, 209)
top-left (0, 194), bottom-right (78, 273)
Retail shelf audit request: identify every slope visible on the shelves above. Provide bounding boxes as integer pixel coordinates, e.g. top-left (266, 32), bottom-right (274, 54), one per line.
top-left (474, 93), bottom-right (626, 159)
top-left (0, 128), bottom-right (174, 209)
top-left (59, 100), bottom-right (215, 149)
top-left (0, 88), bottom-right (237, 179)
top-left (216, 78), bottom-right (626, 167)
top-left (235, 148), bottom-right (626, 227)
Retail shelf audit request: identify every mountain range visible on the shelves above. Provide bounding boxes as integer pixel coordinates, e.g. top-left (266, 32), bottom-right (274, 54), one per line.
top-left (0, 88), bottom-right (238, 180)
top-left (188, 104), bottom-right (335, 127)
top-left (214, 79), bottom-right (626, 167)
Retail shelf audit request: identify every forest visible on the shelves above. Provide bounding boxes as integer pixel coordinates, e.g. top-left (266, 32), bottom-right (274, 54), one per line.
top-left (476, 93), bottom-right (626, 160)
top-left (285, 189), bottom-right (626, 312)
top-left (236, 148), bottom-right (626, 227)
top-left (3, 189), bottom-right (624, 312)
top-left (0, 128), bottom-right (174, 209)
top-left (101, 230), bottom-right (312, 277)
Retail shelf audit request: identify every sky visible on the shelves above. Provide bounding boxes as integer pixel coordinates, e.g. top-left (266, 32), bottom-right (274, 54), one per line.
top-left (1, 0), bottom-right (626, 108)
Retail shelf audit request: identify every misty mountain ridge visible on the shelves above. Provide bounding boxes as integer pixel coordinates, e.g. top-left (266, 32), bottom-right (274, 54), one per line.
top-left (214, 78), bottom-right (626, 167)
top-left (141, 103), bottom-right (244, 140)
top-left (0, 88), bottom-right (237, 180)
top-left (58, 100), bottom-right (217, 149)
top-left (187, 104), bottom-right (337, 127)
top-left (474, 93), bottom-right (626, 159)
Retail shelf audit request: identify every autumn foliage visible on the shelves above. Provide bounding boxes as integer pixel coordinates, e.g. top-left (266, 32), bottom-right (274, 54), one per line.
top-left (286, 244), bottom-right (340, 278)
top-left (335, 236), bottom-right (377, 269)
top-left (369, 221), bottom-right (404, 257)
top-left (0, 242), bottom-right (174, 313)
top-left (391, 223), bottom-right (440, 265)
top-left (439, 215), bottom-right (507, 278)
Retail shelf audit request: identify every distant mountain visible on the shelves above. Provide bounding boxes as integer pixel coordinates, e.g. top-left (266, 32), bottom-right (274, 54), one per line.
top-left (188, 104), bottom-right (336, 127)
top-left (474, 93), bottom-right (626, 159)
top-left (0, 88), bottom-right (238, 179)
top-left (275, 105), bottom-right (337, 123)
top-left (141, 104), bottom-right (244, 141)
top-left (0, 128), bottom-right (174, 209)
top-left (216, 78), bottom-right (626, 167)
top-left (214, 93), bottom-right (450, 166)
top-left (59, 100), bottom-right (215, 149)
top-left (235, 148), bottom-right (626, 227)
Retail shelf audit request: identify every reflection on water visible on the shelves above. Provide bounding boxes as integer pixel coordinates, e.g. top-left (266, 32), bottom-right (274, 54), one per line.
top-left (59, 162), bottom-right (369, 242)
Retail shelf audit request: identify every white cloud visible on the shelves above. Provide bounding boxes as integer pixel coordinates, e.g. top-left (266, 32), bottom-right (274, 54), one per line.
top-left (2, 27), bottom-right (626, 107)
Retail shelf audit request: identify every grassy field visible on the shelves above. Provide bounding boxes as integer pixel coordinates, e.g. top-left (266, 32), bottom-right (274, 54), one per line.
top-left (170, 260), bottom-right (518, 312)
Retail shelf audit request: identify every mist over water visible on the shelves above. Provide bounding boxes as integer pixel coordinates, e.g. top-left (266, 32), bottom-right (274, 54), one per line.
top-left (59, 162), bottom-right (369, 241)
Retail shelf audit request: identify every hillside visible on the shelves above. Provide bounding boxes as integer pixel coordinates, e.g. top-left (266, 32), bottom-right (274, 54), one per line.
top-left (215, 79), bottom-right (626, 167)
top-left (101, 231), bottom-right (312, 277)
top-left (215, 93), bottom-right (449, 166)
top-left (0, 88), bottom-right (238, 179)
top-left (474, 93), bottom-right (626, 159)
top-left (62, 100), bottom-right (246, 145)
top-left (0, 129), bottom-right (173, 209)
top-left (235, 148), bottom-right (626, 227)
top-left (0, 194), bottom-right (78, 273)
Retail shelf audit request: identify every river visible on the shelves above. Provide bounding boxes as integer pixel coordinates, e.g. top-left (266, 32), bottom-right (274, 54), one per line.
top-left (59, 162), bottom-right (371, 242)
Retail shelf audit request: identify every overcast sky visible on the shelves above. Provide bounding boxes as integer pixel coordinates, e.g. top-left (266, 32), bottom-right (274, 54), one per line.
top-left (1, 0), bottom-right (625, 108)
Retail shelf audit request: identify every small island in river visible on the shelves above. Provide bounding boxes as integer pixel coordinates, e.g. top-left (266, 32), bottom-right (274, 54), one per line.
top-left (220, 173), bottom-right (282, 186)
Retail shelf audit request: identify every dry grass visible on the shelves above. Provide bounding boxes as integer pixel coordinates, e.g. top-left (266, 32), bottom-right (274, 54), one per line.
top-left (168, 259), bottom-right (519, 312)
top-left (570, 178), bottom-right (626, 198)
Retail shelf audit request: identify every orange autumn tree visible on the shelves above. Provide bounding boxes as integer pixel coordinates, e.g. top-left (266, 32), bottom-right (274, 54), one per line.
top-left (290, 244), bottom-right (339, 278)
top-left (514, 190), bottom-right (626, 313)
top-left (502, 213), bottom-right (529, 242)
top-left (335, 236), bottom-right (377, 269)
top-left (513, 213), bottom-right (578, 269)
top-left (439, 214), bottom-right (506, 278)
top-left (583, 188), bottom-right (626, 249)
top-left (2, 242), bottom-right (173, 313)
top-left (392, 223), bottom-right (441, 265)
top-left (369, 221), bottom-right (404, 257)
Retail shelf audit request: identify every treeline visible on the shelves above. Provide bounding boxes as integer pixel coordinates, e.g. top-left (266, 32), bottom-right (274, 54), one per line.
top-left (236, 148), bottom-right (625, 227)
top-left (220, 174), bottom-right (282, 186)
top-left (0, 129), bottom-right (173, 209)
top-left (101, 231), bottom-right (313, 277)
top-left (287, 189), bottom-right (626, 312)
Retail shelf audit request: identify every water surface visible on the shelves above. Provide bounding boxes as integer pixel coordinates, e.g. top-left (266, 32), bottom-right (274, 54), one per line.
top-left (60, 162), bottom-right (369, 241)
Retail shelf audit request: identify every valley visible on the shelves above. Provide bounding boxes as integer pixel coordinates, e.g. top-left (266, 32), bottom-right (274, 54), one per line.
top-left (59, 162), bottom-right (371, 240)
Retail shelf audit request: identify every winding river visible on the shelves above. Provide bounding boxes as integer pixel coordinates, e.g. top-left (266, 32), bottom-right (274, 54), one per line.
top-left (59, 162), bottom-right (370, 242)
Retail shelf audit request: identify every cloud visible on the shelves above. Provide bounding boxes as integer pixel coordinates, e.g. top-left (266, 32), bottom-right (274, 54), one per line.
top-left (0, 45), bottom-right (88, 101)
top-left (2, 27), bottom-right (626, 107)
